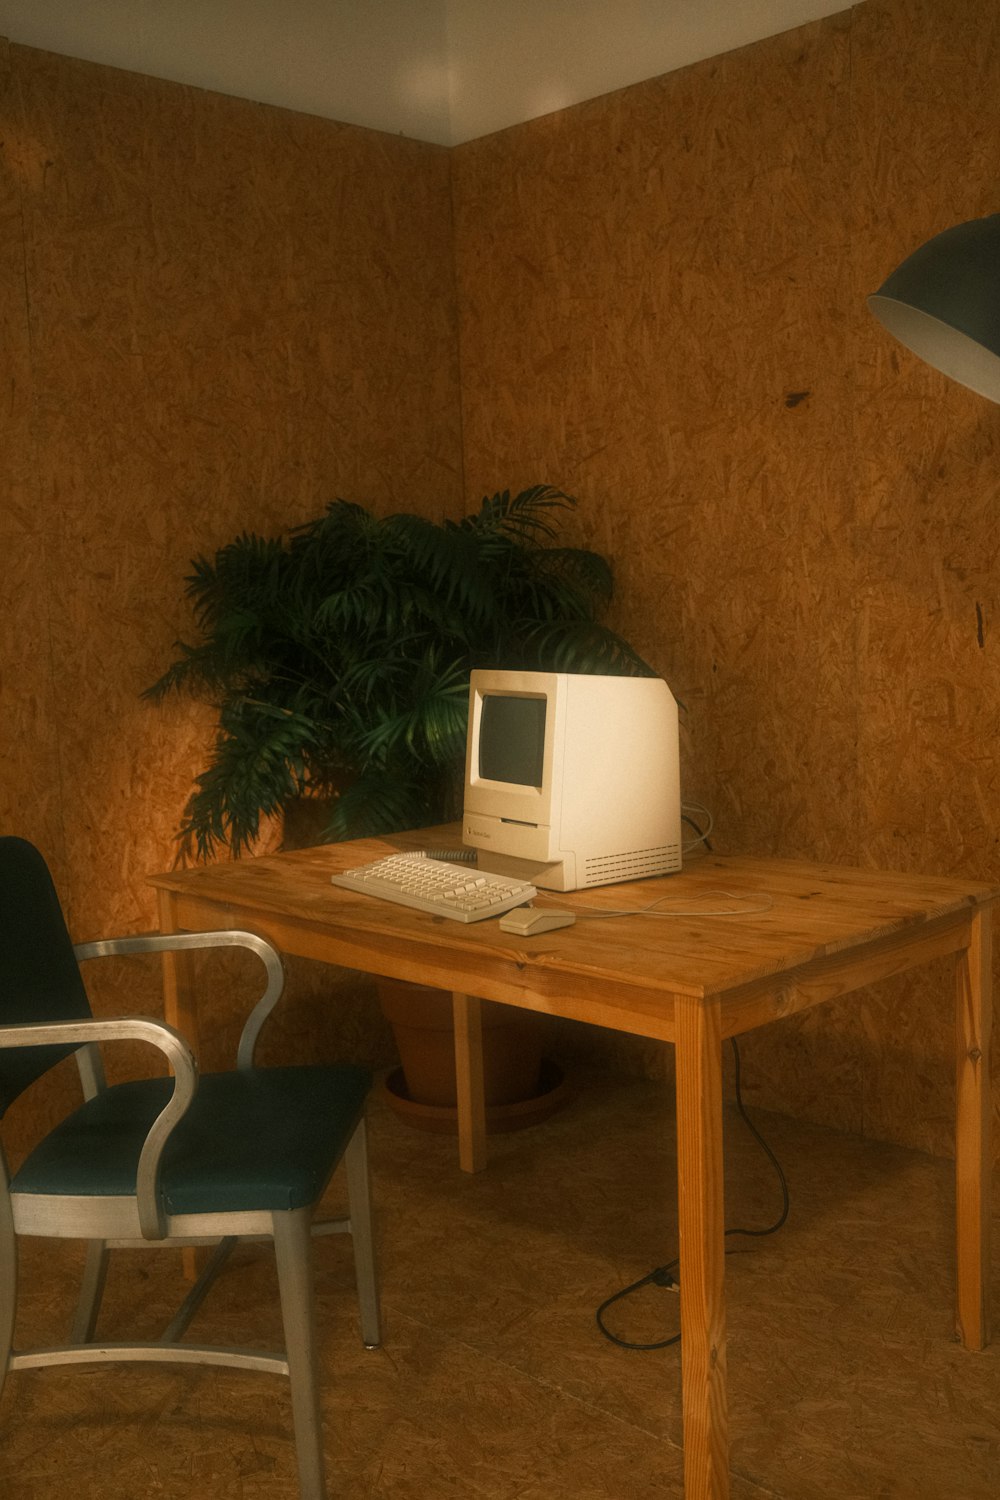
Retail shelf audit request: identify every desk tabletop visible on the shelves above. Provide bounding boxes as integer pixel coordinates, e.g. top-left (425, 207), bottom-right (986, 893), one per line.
top-left (151, 828), bottom-right (999, 1043)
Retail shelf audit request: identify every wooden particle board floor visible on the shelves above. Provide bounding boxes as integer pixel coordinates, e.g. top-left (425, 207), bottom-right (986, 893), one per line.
top-left (2, 1067), bottom-right (999, 1498)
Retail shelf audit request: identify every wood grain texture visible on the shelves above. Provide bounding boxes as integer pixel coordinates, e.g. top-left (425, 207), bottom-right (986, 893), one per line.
top-left (955, 907), bottom-right (992, 1349)
top-left (675, 991), bottom-right (729, 1499)
top-left (148, 829), bottom-right (995, 1498)
top-left (149, 834), bottom-right (998, 1026)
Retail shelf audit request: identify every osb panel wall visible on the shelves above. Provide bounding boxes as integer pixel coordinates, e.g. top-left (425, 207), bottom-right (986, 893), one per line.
top-left (452, 0), bottom-right (1000, 1157)
top-left (0, 44), bottom-right (65, 874)
top-left (4, 1), bottom-right (999, 1173)
top-left (847, 0), bottom-right (1000, 1153)
top-left (0, 43), bottom-right (462, 1157)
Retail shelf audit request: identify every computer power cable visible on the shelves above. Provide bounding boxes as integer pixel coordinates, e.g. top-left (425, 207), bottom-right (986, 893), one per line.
top-left (595, 1038), bottom-right (790, 1351)
top-left (681, 800), bottom-right (714, 853)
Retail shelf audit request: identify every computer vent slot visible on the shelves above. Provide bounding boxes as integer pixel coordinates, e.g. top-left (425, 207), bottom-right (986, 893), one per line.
top-left (582, 844), bottom-right (682, 887)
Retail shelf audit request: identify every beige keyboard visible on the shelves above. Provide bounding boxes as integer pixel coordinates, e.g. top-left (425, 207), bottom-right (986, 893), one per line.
top-left (330, 851), bottom-right (536, 923)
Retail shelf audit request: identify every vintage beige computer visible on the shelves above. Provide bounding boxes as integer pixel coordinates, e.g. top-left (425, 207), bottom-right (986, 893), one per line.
top-left (462, 669), bottom-right (682, 892)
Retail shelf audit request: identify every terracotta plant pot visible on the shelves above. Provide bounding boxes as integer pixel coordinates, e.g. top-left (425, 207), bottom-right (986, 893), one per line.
top-left (378, 978), bottom-right (545, 1108)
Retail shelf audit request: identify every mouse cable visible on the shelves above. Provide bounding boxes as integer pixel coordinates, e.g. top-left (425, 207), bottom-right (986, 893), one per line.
top-left (595, 1038), bottom-right (790, 1350)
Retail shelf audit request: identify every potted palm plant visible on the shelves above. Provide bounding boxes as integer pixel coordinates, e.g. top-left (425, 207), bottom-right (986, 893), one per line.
top-left (148, 485), bottom-right (651, 1126)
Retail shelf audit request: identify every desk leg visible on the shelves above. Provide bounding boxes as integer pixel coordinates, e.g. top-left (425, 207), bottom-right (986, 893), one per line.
top-left (156, 889), bottom-right (201, 1055)
top-left (453, 992), bottom-right (487, 1173)
top-left (157, 890), bottom-right (200, 1280)
top-left (674, 993), bottom-right (729, 1500)
top-left (955, 907), bottom-right (992, 1350)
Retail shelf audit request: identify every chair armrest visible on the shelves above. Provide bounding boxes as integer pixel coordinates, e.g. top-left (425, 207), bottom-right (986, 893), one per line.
top-left (0, 1015), bottom-right (196, 1240)
top-left (73, 929), bottom-right (285, 1069)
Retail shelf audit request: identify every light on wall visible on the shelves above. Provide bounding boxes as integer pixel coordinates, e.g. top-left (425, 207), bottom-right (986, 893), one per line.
top-left (868, 213), bottom-right (1000, 404)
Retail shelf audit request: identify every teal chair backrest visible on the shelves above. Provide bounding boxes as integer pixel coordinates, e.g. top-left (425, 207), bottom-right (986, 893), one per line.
top-left (0, 837), bottom-right (94, 1116)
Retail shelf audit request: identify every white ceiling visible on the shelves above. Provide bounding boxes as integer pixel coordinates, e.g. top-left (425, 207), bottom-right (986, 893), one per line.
top-left (0, 0), bottom-right (855, 145)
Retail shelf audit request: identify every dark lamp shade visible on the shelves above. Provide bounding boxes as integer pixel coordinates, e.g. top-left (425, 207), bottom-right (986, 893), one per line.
top-left (867, 214), bottom-right (1000, 403)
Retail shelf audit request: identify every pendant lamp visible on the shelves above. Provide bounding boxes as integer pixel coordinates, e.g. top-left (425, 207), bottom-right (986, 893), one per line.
top-left (867, 213), bottom-right (1000, 403)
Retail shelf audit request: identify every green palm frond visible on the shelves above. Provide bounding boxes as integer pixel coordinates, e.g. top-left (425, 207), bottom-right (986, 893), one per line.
top-left (354, 658), bottom-right (470, 768)
top-left (142, 639), bottom-right (218, 700)
top-left (533, 546), bottom-right (614, 605)
top-left (321, 769), bottom-right (449, 843)
top-left (385, 513), bottom-right (499, 627)
top-left (518, 621), bottom-right (655, 676)
top-left (149, 485), bottom-right (656, 854)
top-left (468, 485), bottom-right (574, 541)
top-left (178, 699), bottom-right (321, 857)
top-left (186, 534), bottom-right (289, 627)
top-left (311, 578), bottom-right (385, 635)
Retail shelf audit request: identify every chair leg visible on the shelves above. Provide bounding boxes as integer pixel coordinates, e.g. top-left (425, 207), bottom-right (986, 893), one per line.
top-left (344, 1118), bottom-right (381, 1349)
top-left (0, 1184), bottom-right (15, 1401)
top-left (160, 1236), bottom-right (237, 1343)
top-left (272, 1208), bottom-right (326, 1500)
top-left (70, 1239), bottom-right (110, 1344)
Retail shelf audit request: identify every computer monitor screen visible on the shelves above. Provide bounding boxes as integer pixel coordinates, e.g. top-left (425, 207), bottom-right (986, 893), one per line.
top-left (478, 694), bottom-right (546, 785)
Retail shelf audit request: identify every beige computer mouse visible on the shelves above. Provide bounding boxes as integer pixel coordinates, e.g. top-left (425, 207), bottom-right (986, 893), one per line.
top-left (498, 906), bottom-right (576, 935)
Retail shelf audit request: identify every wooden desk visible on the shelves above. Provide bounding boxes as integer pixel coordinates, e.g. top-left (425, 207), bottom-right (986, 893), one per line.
top-left (150, 831), bottom-right (997, 1500)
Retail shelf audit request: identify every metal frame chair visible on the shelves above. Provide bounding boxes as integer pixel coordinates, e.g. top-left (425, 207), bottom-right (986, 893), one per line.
top-left (0, 837), bottom-right (380, 1500)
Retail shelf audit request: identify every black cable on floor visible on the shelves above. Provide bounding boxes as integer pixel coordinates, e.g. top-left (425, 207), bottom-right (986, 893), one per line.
top-left (595, 1038), bottom-right (790, 1350)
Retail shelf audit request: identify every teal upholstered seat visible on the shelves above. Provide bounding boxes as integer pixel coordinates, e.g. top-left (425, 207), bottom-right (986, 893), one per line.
top-left (13, 1064), bottom-right (371, 1214)
top-left (0, 836), bottom-right (381, 1500)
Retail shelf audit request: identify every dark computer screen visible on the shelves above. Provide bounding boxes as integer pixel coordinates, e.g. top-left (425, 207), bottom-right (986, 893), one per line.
top-left (478, 694), bottom-right (546, 785)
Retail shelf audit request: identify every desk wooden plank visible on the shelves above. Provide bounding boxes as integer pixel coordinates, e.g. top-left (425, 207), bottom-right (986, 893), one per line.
top-left (718, 909), bottom-right (977, 1037)
top-left (675, 991), bottom-right (728, 1500)
top-left (156, 888), bottom-right (199, 1051)
top-left (149, 830), bottom-right (997, 1500)
top-left (956, 906), bottom-right (992, 1350)
top-left (150, 841), bottom-right (999, 1036)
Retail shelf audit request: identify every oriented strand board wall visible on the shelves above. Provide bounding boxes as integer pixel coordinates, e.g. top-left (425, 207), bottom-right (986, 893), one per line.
top-left (0, 42), bottom-right (462, 1152)
top-left (847, 0), bottom-right (1000, 1151)
top-left (5, 0), bottom-right (999, 1169)
top-left (451, 0), bottom-right (1000, 1156)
